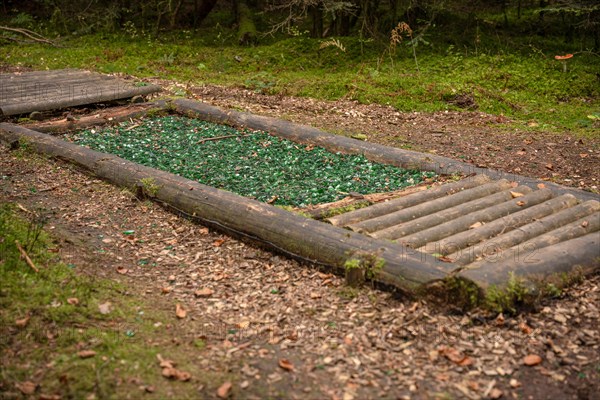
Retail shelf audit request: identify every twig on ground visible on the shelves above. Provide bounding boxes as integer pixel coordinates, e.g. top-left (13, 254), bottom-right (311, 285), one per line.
top-left (15, 240), bottom-right (39, 272)
top-left (197, 134), bottom-right (249, 144)
top-left (16, 203), bottom-right (31, 214)
top-left (39, 185), bottom-right (60, 192)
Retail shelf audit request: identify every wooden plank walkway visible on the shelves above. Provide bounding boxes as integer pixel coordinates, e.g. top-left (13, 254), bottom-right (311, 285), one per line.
top-left (0, 69), bottom-right (160, 116)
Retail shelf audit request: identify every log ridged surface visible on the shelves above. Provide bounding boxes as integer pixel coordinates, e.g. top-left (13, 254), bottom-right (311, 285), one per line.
top-left (0, 69), bottom-right (161, 116)
top-left (326, 169), bottom-right (599, 288)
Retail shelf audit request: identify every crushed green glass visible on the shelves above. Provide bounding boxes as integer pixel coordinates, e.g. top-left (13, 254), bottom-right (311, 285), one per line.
top-left (68, 116), bottom-right (435, 207)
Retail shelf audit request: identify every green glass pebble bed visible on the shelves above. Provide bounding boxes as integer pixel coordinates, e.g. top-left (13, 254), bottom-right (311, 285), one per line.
top-left (67, 116), bottom-right (435, 207)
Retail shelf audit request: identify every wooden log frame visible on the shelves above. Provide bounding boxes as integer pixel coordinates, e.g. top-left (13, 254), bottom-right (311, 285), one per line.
top-left (172, 99), bottom-right (599, 202)
top-left (369, 185), bottom-right (535, 240)
top-left (0, 123), bottom-right (456, 294)
top-left (420, 194), bottom-right (580, 255)
top-left (1, 98), bottom-right (598, 298)
top-left (393, 188), bottom-right (555, 248)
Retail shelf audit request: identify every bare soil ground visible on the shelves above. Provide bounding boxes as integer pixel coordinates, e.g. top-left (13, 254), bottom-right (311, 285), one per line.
top-left (1, 146), bottom-right (599, 399)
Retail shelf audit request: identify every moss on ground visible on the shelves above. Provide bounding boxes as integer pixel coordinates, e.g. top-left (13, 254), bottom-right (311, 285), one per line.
top-left (0, 203), bottom-right (214, 399)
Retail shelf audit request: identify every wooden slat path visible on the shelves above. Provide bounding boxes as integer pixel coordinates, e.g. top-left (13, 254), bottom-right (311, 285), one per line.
top-left (0, 69), bottom-right (160, 116)
top-left (329, 177), bottom-right (600, 288)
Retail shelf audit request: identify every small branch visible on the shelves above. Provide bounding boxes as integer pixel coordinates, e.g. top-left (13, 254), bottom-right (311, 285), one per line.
top-left (39, 185), bottom-right (60, 192)
top-left (0, 26), bottom-right (56, 46)
top-left (16, 203), bottom-right (32, 214)
top-left (124, 123), bottom-right (141, 132)
top-left (15, 240), bottom-right (39, 273)
top-left (197, 134), bottom-right (249, 144)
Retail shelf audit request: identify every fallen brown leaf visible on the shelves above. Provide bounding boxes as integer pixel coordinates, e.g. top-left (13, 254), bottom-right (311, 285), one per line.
top-left (15, 315), bottom-right (30, 328)
top-left (458, 356), bottom-right (474, 366)
top-left (579, 153), bottom-right (588, 158)
top-left (278, 358), bottom-right (295, 372)
top-left (537, 183), bottom-right (546, 189)
top-left (523, 354), bottom-right (542, 366)
top-left (545, 163), bottom-right (553, 170)
top-left (175, 303), bottom-right (187, 319)
top-left (439, 347), bottom-right (473, 366)
top-left (98, 302), bottom-right (112, 315)
top-left (510, 191), bottom-right (524, 198)
top-left (157, 354), bottom-right (175, 369)
top-left (162, 287), bottom-right (172, 294)
top-left (162, 367), bottom-right (191, 381)
top-left (519, 322), bottom-right (533, 335)
top-left (213, 238), bottom-right (226, 247)
top-left (469, 221), bottom-right (483, 229)
top-left (116, 266), bottom-right (129, 275)
top-left (16, 381), bottom-right (36, 395)
top-left (237, 320), bottom-right (251, 329)
top-left (217, 381), bottom-right (232, 398)
top-left (67, 297), bottom-right (79, 305)
top-left (39, 394), bottom-right (62, 400)
top-left (194, 288), bottom-right (214, 297)
top-left (77, 350), bottom-right (97, 359)
top-left (489, 388), bottom-right (503, 399)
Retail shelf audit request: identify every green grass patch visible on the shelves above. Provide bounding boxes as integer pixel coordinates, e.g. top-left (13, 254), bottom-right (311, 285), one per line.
top-left (67, 116), bottom-right (434, 207)
top-left (0, 203), bottom-right (208, 398)
top-left (3, 31), bottom-right (598, 136)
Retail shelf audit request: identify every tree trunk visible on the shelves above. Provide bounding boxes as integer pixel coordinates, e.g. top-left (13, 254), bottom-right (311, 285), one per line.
top-left (169, 0), bottom-right (184, 28)
top-left (194, 0), bottom-right (220, 27)
top-left (310, 5), bottom-right (323, 38)
top-left (237, 0), bottom-right (258, 45)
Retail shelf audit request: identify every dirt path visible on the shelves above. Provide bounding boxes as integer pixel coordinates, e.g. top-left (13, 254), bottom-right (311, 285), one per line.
top-left (1, 143), bottom-right (599, 399)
